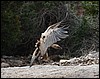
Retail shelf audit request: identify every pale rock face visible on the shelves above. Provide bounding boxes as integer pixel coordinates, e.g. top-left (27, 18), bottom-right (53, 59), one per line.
top-left (59, 51), bottom-right (99, 66)
top-left (87, 51), bottom-right (99, 58)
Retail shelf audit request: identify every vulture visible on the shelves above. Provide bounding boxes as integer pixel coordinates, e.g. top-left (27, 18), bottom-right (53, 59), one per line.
top-left (30, 5), bottom-right (69, 67)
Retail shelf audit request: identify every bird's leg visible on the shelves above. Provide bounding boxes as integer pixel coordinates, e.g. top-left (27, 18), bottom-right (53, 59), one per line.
top-left (37, 54), bottom-right (43, 64)
top-left (43, 52), bottom-right (48, 60)
top-left (42, 52), bottom-right (50, 63)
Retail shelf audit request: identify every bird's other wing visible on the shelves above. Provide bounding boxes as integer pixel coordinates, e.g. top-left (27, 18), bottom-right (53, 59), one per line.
top-left (39, 24), bottom-right (69, 56)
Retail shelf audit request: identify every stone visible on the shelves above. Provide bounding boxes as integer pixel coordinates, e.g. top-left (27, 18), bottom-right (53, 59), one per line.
top-left (1, 62), bottom-right (10, 68)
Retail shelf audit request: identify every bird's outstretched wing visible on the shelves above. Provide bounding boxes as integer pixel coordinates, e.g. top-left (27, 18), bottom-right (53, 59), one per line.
top-left (39, 22), bottom-right (69, 56)
top-left (29, 21), bottom-right (69, 67)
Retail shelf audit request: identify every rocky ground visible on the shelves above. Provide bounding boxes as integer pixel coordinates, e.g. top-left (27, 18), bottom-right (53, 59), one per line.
top-left (1, 51), bottom-right (99, 78)
top-left (1, 64), bottom-right (99, 78)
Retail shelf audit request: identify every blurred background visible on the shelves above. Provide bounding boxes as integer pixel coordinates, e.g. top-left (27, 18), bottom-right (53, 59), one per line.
top-left (1, 1), bottom-right (99, 60)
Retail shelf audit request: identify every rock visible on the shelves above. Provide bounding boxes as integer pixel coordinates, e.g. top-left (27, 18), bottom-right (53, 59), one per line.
top-left (1, 58), bottom-right (6, 62)
top-left (52, 62), bottom-right (60, 65)
top-left (59, 51), bottom-right (99, 66)
top-left (2, 55), bottom-right (14, 59)
top-left (59, 59), bottom-right (68, 66)
top-left (59, 57), bottom-right (81, 66)
top-left (86, 51), bottom-right (99, 59)
top-left (1, 62), bottom-right (10, 68)
top-left (9, 60), bottom-right (23, 66)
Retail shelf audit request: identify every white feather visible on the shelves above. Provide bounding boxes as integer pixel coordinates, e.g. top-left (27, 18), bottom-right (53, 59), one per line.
top-left (39, 22), bottom-right (69, 56)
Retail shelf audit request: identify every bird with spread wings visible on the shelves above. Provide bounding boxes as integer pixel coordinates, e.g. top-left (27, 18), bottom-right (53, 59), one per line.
top-left (30, 5), bottom-right (69, 67)
top-left (30, 20), bottom-right (69, 67)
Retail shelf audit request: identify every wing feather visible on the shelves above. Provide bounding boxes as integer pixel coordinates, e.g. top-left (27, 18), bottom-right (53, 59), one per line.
top-left (39, 23), bottom-right (69, 56)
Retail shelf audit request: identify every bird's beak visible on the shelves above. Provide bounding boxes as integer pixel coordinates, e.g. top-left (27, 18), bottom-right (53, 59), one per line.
top-left (29, 48), bottom-right (39, 67)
